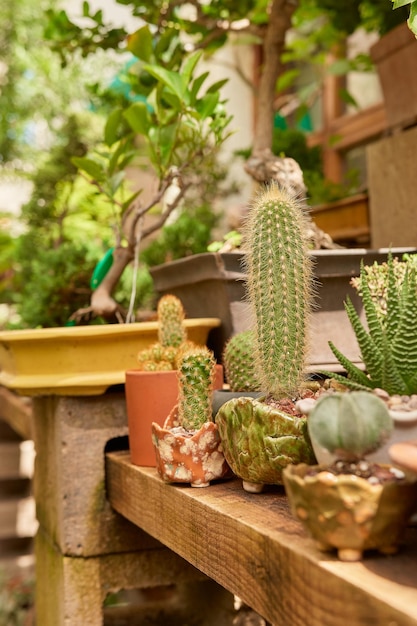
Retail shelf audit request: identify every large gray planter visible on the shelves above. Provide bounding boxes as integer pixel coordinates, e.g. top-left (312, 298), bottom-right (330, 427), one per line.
top-left (150, 247), bottom-right (417, 369)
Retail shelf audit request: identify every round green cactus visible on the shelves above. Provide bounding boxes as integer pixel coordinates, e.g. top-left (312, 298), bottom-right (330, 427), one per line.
top-left (157, 294), bottom-right (188, 348)
top-left (178, 346), bottom-right (216, 431)
top-left (243, 182), bottom-right (313, 399)
top-left (307, 391), bottom-right (394, 461)
top-left (223, 330), bottom-right (260, 392)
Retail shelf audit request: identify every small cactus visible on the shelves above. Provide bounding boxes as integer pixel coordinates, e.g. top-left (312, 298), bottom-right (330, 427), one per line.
top-left (223, 330), bottom-right (260, 392)
top-left (243, 182), bottom-right (313, 399)
top-left (307, 391), bottom-right (393, 461)
top-left (137, 295), bottom-right (195, 370)
top-left (177, 346), bottom-right (216, 431)
top-left (157, 294), bottom-right (187, 347)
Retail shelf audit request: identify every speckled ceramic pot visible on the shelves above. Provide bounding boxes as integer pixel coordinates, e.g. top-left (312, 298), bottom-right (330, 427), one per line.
top-left (283, 463), bottom-right (417, 562)
top-left (152, 406), bottom-right (231, 487)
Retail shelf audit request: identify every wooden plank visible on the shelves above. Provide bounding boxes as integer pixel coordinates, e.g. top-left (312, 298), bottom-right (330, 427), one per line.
top-left (367, 125), bottom-right (417, 248)
top-left (106, 450), bottom-right (417, 626)
top-left (307, 103), bottom-right (387, 152)
top-left (0, 387), bottom-right (33, 440)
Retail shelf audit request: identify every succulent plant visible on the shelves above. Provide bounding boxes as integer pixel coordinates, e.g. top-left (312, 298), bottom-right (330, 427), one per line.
top-left (177, 346), bottom-right (217, 431)
top-left (243, 182), bottom-right (313, 399)
top-left (308, 391), bottom-right (393, 461)
top-left (157, 294), bottom-right (187, 348)
top-left (223, 330), bottom-right (260, 392)
top-left (137, 294), bottom-right (196, 371)
top-left (323, 255), bottom-right (417, 395)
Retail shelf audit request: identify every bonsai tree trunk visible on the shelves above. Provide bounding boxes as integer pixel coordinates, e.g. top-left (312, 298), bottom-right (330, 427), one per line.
top-left (245, 0), bottom-right (306, 197)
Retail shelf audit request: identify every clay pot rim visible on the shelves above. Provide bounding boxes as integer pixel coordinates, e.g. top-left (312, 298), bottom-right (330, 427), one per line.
top-left (283, 462), bottom-right (417, 493)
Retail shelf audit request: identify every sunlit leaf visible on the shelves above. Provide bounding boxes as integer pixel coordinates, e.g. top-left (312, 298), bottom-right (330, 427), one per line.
top-left (123, 101), bottom-right (151, 135)
top-left (72, 157), bottom-right (105, 182)
top-left (143, 64), bottom-right (186, 100)
top-left (127, 25), bottom-right (153, 62)
top-left (276, 69), bottom-right (300, 93)
top-left (109, 171), bottom-right (125, 196)
top-left (206, 78), bottom-right (228, 94)
top-left (181, 50), bottom-right (203, 84)
top-left (104, 108), bottom-right (123, 146)
top-left (196, 93), bottom-right (219, 118)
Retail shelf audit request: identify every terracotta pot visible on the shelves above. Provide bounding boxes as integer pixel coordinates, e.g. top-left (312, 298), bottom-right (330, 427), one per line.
top-left (152, 405), bottom-right (231, 487)
top-left (126, 370), bottom-right (179, 467)
top-left (389, 440), bottom-right (417, 474)
top-left (126, 365), bottom-right (224, 467)
top-left (283, 463), bottom-right (417, 562)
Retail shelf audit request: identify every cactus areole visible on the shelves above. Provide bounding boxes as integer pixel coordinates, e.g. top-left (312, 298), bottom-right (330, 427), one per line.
top-left (243, 183), bottom-right (313, 399)
top-left (307, 391), bottom-right (394, 461)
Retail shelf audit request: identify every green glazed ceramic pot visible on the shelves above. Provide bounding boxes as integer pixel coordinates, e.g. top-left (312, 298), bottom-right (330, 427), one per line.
top-left (215, 396), bottom-right (316, 493)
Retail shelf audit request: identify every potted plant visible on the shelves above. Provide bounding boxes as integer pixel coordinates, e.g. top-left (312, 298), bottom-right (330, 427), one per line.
top-left (152, 346), bottom-right (230, 487)
top-left (125, 294), bottom-right (222, 466)
top-left (283, 391), bottom-right (417, 561)
top-left (314, 253), bottom-right (417, 464)
top-left (215, 184), bottom-right (317, 493)
top-left (150, 241), bottom-right (417, 368)
top-left (212, 330), bottom-right (264, 415)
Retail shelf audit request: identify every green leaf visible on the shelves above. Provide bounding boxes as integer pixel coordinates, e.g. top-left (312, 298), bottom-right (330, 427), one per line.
top-left (109, 171), bottom-right (125, 196)
top-left (327, 341), bottom-right (373, 388)
top-left (181, 50), bottom-right (203, 84)
top-left (143, 64), bottom-right (186, 100)
top-left (123, 102), bottom-right (151, 135)
top-left (104, 109), bottom-right (123, 146)
top-left (121, 190), bottom-right (142, 213)
top-left (196, 92), bottom-right (219, 118)
top-left (206, 78), bottom-right (229, 94)
top-left (72, 157), bottom-right (105, 182)
top-left (393, 0), bottom-right (411, 8)
top-left (339, 88), bottom-right (358, 108)
top-left (127, 25), bottom-right (153, 62)
top-left (276, 69), bottom-right (300, 93)
top-left (189, 72), bottom-right (209, 103)
top-left (408, 2), bottom-right (417, 37)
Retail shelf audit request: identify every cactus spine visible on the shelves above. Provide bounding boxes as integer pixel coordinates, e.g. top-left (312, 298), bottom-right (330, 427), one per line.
top-left (308, 391), bottom-right (393, 461)
top-left (243, 183), bottom-right (313, 399)
top-left (137, 294), bottom-right (196, 370)
top-left (178, 346), bottom-right (216, 431)
top-left (157, 294), bottom-right (187, 347)
top-left (223, 330), bottom-right (260, 392)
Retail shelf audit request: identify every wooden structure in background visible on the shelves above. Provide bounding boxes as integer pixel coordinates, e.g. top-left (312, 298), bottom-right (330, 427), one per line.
top-left (367, 125), bottom-right (417, 248)
top-left (309, 192), bottom-right (370, 245)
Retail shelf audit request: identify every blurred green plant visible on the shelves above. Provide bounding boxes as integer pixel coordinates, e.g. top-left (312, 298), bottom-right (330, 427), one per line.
top-left (65, 33), bottom-right (233, 323)
top-left (0, 568), bottom-right (34, 626)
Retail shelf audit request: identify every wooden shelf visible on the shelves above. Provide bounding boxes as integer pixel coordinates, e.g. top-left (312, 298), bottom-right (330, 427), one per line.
top-left (106, 451), bottom-right (417, 626)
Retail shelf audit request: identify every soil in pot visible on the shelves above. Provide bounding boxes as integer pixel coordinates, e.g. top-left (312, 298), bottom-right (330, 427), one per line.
top-left (283, 461), bottom-right (417, 562)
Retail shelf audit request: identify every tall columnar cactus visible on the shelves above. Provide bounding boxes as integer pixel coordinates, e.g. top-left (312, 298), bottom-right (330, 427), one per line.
top-left (308, 391), bottom-right (393, 461)
top-left (243, 183), bottom-right (313, 399)
top-left (223, 330), bottom-right (260, 392)
top-left (157, 294), bottom-right (187, 347)
top-left (177, 346), bottom-right (216, 431)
